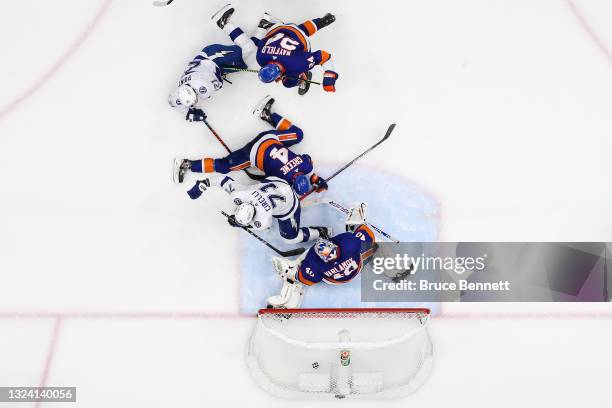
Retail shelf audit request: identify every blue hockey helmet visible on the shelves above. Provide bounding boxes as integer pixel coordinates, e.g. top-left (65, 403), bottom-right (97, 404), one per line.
top-left (258, 63), bottom-right (283, 83)
top-left (293, 174), bottom-right (311, 195)
top-left (315, 238), bottom-right (339, 263)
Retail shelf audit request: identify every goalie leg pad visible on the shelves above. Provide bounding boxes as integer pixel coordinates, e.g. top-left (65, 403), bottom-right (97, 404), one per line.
top-left (267, 279), bottom-right (304, 309)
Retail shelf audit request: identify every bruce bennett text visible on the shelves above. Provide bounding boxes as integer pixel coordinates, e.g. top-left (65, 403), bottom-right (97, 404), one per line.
top-left (373, 280), bottom-right (511, 292)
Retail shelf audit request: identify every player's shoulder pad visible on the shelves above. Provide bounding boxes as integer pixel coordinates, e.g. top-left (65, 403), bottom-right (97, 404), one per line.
top-left (332, 232), bottom-right (363, 254)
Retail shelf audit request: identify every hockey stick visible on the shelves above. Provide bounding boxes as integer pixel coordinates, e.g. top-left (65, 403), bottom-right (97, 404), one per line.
top-left (299, 123), bottom-right (396, 200)
top-left (302, 198), bottom-right (401, 243)
top-left (221, 66), bottom-right (322, 86)
top-left (202, 119), bottom-right (266, 181)
top-left (220, 211), bottom-right (306, 257)
top-left (152, 0), bottom-right (174, 6)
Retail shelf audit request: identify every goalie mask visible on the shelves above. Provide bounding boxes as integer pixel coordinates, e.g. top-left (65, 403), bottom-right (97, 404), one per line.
top-left (314, 238), bottom-right (339, 263)
top-left (234, 202), bottom-right (256, 226)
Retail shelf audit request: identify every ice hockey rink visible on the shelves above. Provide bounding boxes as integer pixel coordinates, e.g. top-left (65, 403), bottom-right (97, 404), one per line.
top-left (1, 0), bottom-right (612, 406)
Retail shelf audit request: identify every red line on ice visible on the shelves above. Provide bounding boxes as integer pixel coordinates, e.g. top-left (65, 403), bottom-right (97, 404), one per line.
top-left (33, 317), bottom-right (63, 408)
top-left (0, 0), bottom-right (113, 121)
top-left (0, 311), bottom-right (611, 320)
top-left (565, 0), bottom-right (612, 64)
top-left (0, 311), bottom-right (252, 319)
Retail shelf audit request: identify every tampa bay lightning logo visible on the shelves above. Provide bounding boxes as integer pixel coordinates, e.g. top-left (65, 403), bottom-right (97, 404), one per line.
top-left (198, 86), bottom-right (208, 94)
top-left (233, 198), bottom-right (242, 205)
top-left (254, 221), bottom-right (261, 228)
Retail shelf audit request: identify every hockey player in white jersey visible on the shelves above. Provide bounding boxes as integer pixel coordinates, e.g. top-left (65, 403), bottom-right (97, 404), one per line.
top-left (168, 8), bottom-right (280, 122)
top-left (186, 174), bottom-right (330, 245)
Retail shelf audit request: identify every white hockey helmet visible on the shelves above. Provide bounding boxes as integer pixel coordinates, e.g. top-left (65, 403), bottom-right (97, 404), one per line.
top-left (234, 202), bottom-right (256, 226)
top-left (175, 84), bottom-right (198, 107)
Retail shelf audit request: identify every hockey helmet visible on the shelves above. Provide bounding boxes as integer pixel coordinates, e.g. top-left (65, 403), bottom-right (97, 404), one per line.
top-left (315, 238), bottom-right (339, 263)
top-left (258, 63), bottom-right (283, 83)
top-left (292, 174), bottom-right (311, 196)
top-left (234, 202), bottom-right (256, 226)
top-left (175, 84), bottom-right (198, 107)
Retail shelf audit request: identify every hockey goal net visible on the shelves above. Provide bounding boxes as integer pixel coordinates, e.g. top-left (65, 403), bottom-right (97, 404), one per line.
top-left (246, 308), bottom-right (433, 399)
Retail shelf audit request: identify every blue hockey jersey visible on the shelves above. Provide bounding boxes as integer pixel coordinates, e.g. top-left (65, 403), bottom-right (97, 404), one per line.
top-left (256, 24), bottom-right (332, 82)
top-left (296, 225), bottom-right (376, 285)
top-left (249, 133), bottom-right (314, 185)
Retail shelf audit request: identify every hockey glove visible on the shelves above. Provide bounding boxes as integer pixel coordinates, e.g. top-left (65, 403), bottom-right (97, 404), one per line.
top-left (186, 108), bottom-right (207, 122)
top-left (186, 179), bottom-right (211, 200)
top-left (322, 70), bottom-right (338, 92)
top-left (310, 174), bottom-right (328, 193)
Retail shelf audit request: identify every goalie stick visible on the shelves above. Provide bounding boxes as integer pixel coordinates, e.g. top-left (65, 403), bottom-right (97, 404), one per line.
top-left (220, 211), bottom-right (306, 257)
top-left (302, 198), bottom-right (401, 243)
top-left (300, 123), bottom-right (396, 200)
top-left (152, 0), bottom-right (174, 6)
top-left (202, 119), bottom-right (266, 181)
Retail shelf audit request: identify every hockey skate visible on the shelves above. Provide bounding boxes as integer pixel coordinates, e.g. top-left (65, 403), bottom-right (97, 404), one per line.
top-left (211, 3), bottom-right (234, 29)
top-left (298, 72), bottom-right (312, 96)
top-left (317, 13), bottom-right (336, 29)
top-left (172, 157), bottom-right (192, 184)
top-left (252, 95), bottom-right (275, 125)
top-left (258, 12), bottom-right (283, 30)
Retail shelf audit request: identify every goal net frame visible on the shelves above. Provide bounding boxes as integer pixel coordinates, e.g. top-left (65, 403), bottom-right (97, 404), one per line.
top-left (246, 307), bottom-right (433, 399)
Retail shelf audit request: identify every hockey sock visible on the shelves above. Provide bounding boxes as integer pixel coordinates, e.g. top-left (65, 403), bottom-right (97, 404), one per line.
top-left (299, 20), bottom-right (318, 36)
top-left (190, 158), bottom-right (215, 173)
top-left (271, 113), bottom-right (293, 131)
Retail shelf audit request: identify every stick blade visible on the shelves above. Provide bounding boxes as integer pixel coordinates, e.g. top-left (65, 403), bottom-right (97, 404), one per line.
top-left (152, 0), bottom-right (173, 6)
top-left (281, 247), bottom-right (306, 257)
top-left (382, 123), bottom-right (396, 141)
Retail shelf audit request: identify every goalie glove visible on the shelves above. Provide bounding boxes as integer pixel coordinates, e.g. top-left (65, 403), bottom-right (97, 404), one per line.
top-left (272, 256), bottom-right (298, 282)
top-left (346, 202), bottom-right (368, 232)
top-left (186, 179), bottom-right (211, 200)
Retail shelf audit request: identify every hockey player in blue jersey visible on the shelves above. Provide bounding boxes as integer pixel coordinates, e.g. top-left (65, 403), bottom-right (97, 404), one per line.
top-left (267, 203), bottom-right (376, 308)
top-left (211, 4), bottom-right (339, 95)
top-left (185, 174), bottom-right (331, 244)
top-left (173, 96), bottom-right (328, 197)
top-left (168, 11), bottom-right (280, 121)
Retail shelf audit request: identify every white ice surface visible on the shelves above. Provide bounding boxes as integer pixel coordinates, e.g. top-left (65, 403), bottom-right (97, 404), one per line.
top-left (1, 0), bottom-right (612, 406)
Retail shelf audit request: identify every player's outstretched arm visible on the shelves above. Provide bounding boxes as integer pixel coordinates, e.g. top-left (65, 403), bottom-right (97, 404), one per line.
top-left (216, 176), bottom-right (248, 195)
top-left (185, 175), bottom-right (237, 200)
top-left (311, 50), bottom-right (338, 92)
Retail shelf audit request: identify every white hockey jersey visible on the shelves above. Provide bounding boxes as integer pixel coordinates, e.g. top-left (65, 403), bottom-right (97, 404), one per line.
top-left (168, 58), bottom-right (223, 109)
top-left (215, 176), bottom-right (299, 231)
